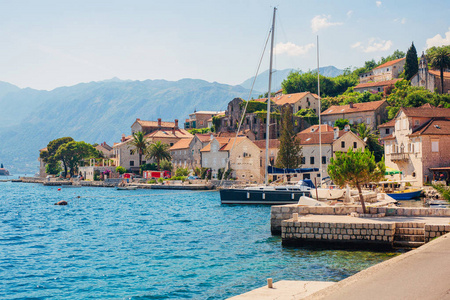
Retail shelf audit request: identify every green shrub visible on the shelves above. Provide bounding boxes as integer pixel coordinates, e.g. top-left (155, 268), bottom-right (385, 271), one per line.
top-left (157, 178), bottom-right (164, 183)
top-left (433, 185), bottom-right (450, 201)
top-left (116, 166), bottom-right (126, 174)
top-left (175, 167), bottom-right (189, 177)
top-left (147, 179), bottom-right (157, 184)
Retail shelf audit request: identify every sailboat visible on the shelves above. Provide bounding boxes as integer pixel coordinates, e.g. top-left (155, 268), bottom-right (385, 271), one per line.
top-left (219, 8), bottom-right (314, 205)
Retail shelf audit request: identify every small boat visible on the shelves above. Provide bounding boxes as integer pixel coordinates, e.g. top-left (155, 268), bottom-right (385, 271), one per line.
top-left (387, 189), bottom-right (422, 200)
top-left (116, 186), bottom-right (138, 190)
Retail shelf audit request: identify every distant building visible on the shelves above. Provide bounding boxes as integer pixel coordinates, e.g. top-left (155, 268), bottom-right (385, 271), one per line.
top-left (184, 111), bottom-right (225, 130)
top-left (359, 57), bottom-right (406, 84)
top-left (95, 142), bottom-right (114, 158)
top-left (378, 119), bottom-right (396, 143)
top-left (383, 105), bottom-right (450, 186)
top-left (354, 78), bottom-right (402, 94)
top-left (321, 99), bottom-right (389, 129)
top-left (411, 53), bottom-right (450, 94)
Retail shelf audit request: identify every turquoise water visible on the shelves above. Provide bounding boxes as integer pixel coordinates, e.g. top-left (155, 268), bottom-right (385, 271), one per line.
top-left (0, 182), bottom-right (399, 299)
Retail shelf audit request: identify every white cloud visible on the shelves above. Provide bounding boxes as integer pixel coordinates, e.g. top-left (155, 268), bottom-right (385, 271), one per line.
top-left (311, 15), bottom-right (343, 33)
top-left (347, 10), bottom-right (353, 18)
top-left (351, 38), bottom-right (392, 53)
top-left (376, 1), bottom-right (382, 7)
top-left (426, 27), bottom-right (450, 49)
top-left (394, 18), bottom-right (407, 24)
top-left (274, 42), bottom-right (315, 56)
top-left (401, 18), bottom-right (406, 24)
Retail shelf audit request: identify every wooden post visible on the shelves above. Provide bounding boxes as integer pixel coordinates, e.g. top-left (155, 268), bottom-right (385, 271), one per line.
top-left (267, 278), bottom-right (273, 288)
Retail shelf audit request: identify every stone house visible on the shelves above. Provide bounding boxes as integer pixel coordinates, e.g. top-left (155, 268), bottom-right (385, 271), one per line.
top-left (272, 92), bottom-right (320, 114)
top-left (359, 57), bottom-right (406, 84)
top-left (95, 142), bottom-right (114, 158)
top-left (253, 139), bottom-right (280, 179)
top-left (38, 147), bottom-right (48, 177)
top-left (170, 137), bottom-right (194, 170)
top-left (184, 110), bottom-right (225, 130)
top-left (383, 105), bottom-right (450, 186)
top-left (201, 136), bottom-right (261, 182)
top-left (113, 119), bottom-right (192, 172)
top-left (296, 125), bottom-right (366, 181)
top-left (354, 78), bottom-right (402, 94)
top-left (321, 99), bottom-right (389, 129)
top-left (411, 53), bottom-right (450, 94)
top-left (378, 119), bottom-right (396, 143)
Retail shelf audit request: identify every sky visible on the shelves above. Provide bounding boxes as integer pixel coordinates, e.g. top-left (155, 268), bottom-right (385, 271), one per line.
top-left (0, 0), bottom-right (449, 91)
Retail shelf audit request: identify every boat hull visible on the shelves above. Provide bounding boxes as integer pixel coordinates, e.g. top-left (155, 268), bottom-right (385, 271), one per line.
top-left (220, 188), bottom-right (311, 205)
top-left (387, 189), bottom-right (422, 200)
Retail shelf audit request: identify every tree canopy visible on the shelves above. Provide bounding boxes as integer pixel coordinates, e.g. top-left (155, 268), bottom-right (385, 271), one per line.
top-left (427, 46), bottom-right (450, 94)
top-left (129, 131), bottom-right (149, 167)
top-left (328, 148), bottom-right (385, 213)
top-left (275, 106), bottom-right (303, 169)
top-left (146, 141), bottom-right (172, 170)
top-left (404, 42), bottom-right (418, 80)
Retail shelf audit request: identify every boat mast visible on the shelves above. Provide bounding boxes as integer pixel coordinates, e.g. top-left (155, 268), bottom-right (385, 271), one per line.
top-left (265, 7), bottom-right (276, 186)
top-left (317, 35), bottom-right (322, 186)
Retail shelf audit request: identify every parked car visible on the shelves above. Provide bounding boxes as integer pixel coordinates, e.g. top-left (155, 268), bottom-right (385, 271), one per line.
top-left (187, 176), bottom-right (199, 180)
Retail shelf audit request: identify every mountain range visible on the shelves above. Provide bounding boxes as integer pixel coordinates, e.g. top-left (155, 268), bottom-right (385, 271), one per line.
top-left (0, 66), bottom-right (343, 173)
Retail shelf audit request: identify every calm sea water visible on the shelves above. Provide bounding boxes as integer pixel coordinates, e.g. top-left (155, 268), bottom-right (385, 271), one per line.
top-left (0, 181), bottom-right (399, 299)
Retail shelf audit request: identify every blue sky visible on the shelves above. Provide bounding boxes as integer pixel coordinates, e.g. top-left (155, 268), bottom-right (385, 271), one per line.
top-left (0, 0), bottom-right (449, 90)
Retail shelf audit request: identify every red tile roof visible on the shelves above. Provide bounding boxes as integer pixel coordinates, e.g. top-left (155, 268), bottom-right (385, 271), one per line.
top-left (297, 131), bottom-right (342, 145)
top-left (200, 137), bottom-right (248, 152)
top-left (273, 92), bottom-right (317, 105)
top-left (195, 133), bottom-right (214, 143)
top-left (253, 139), bottom-right (280, 149)
top-left (321, 100), bottom-right (387, 116)
top-left (373, 57), bottom-right (405, 70)
top-left (145, 129), bottom-right (192, 139)
top-left (378, 119), bottom-right (395, 128)
top-left (354, 79), bottom-right (402, 89)
top-left (170, 138), bottom-right (193, 150)
top-left (409, 118), bottom-right (450, 136)
top-left (428, 70), bottom-right (450, 79)
top-left (137, 120), bottom-right (176, 128)
top-left (300, 124), bottom-right (334, 134)
top-left (400, 107), bottom-right (450, 118)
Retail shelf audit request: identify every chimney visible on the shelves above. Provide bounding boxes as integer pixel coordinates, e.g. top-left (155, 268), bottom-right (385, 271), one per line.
top-left (158, 118), bottom-right (162, 127)
top-left (349, 102), bottom-right (354, 108)
top-left (136, 118), bottom-right (140, 121)
top-left (333, 127), bottom-right (339, 140)
top-left (344, 124), bottom-right (350, 132)
top-left (175, 119), bottom-right (179, 129)
top-left (121, 134), bottom-right (126, 142)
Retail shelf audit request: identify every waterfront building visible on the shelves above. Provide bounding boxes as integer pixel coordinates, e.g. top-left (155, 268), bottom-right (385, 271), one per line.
top-left (184, 110), bottom-right (225, 130)
top-left (383, 105), bottom-right (450, 185)
top-left (200, 136), bottom-right (261, 182)
top-left (296, 125), bottom-right (366, 181)
top-left (253, 139), bottom-right (280, 179)
top-left (321, 99), bottom-right (389, 129)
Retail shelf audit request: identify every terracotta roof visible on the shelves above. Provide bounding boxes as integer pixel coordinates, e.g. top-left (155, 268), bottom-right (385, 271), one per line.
top-left (195, 133), bottom-right (214, 143)
top-left (200, 137), bottom-right (247, 152)
top-left (170, 138), bottom-right (193, 150)
top-left (428, 70), bottom-right (450, 79)
top-left (381, 134), bottom-right (396, 140)
top-left (145, 129), bottom-right (193, 139)
top-left (409, 118), bottom-right (450, 136)
top-left (378, 119), bottom-right (395, 128)
top-left (300, 124), bottom-right (334, 134)
top-left (217, 131), bottom-right (250, 138)
top-left (297, 131), bottom-right (342, 145)
top-left (400, 107), bottom-right (450, 118)
top-left (253, 139), bottom-right (280, 149)
top-left (373, 57), bottom-right (405, 70)
top-left (137, 120), bottom-right (176, 128)
top-left (321, 99), bottom-right (387, 116)
top-left (221, 137), bottom-right (248, 151)
top-left (39, 147), bottom-right (48, 152)
top-left (252, 98), bottom-right (267, 103)
top-left (354, 78), bottom-right (402, 89)
top-left (273, 92), bottom-right (317, 105)
top-left (192, 111), bottom-right (225, 115)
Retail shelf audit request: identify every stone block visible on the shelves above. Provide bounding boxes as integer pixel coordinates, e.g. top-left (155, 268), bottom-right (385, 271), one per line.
top-left (302, 234), bottom-right (307, 239)
top-left (345, 223), bottom-right (351, 229)
top-left (383, 236), bottom-right (388, 241)
top-left (432, 225), bottom-right (438, 231)
top-left (350, 235), bottom-right (356, 240)
top-left (318, 228), bottom-right (324, 234)
top-left (338, 223), bottom-right (344, 228)
top-left (324, 228), bottom-right (330, 234)
top-left (323, 223), bottom-right (330, 228)
top-left (376, 236), bottom-right (382, 241)
top-left (378, 207), bottom-right (386, 214)
top-left (281, 207), bottom-right (290, 213)
top-left (338, 235), bottom-right (342, 240)
top-left (379, 229), bottom-right (384, 235)
top-left (385, 230), bottom-right (392, 236)
top-left (333, 234), bottom-right (338, 239)
top-left (347, 229), bottom-right (353, 235)
top-left (361, 229), bottom-right (367, 235)
top-left (307, 234), bottom-right (314, 239)
top-left (328, 234), bottom-right (333, 239)
top-left (322, 234), bottom-right (328, 239)
top-left (372, 229), bottom-right (378, 235)
top-left (370, 207), bottom-right (377, 214)
top-left (305, 228), bottom-right (311, 233)
top-left (356, 223), bottom-right (363, 229)
top-left (343, 235), bottom-right (350, 240)
top-left (368, 224), bottom-right (374, 229)
top-left (315, 234), bottom-right (322, 239)
top-left (439, 225), bottom-right (445, 231)
top-left (381, 224), bottom-right (389, 229)
top-left (354, 229), bottom-right (360, 235)
top-left (313, 222), bottom-right (320, 227)
top-left (430, 232), bottom-right (436, 238)
top-left (330, 223), bottom-right (336, 228)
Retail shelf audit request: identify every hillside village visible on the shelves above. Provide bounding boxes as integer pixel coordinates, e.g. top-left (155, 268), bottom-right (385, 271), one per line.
top-left (38, 45), bottom-right (450, 187)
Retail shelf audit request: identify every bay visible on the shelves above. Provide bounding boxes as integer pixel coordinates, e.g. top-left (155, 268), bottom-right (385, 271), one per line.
top-left (0, 182), bottom-right (399, 299)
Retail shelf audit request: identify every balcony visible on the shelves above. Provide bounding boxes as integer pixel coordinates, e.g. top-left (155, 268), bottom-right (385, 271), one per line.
top-left (390, 153), bottom-right (409, 162)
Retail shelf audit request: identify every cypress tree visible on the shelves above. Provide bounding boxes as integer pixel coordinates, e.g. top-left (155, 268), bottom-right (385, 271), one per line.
top-left (404, 42), bottom-right (418, 80)
top-left (275, 105), bottom-right (303, 169)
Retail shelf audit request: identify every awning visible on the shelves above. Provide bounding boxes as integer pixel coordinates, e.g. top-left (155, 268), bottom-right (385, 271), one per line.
top-left (268, 166), bottom-right (319, 174)
top-left (385, 167), bottom-right (402, 175)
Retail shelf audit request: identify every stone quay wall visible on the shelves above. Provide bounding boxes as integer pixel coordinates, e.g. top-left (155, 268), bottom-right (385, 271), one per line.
top-left (282, 220), bottom-right (395, 248)
top-left (425, 224), bottom-right (450, 242)
top-left (271, 205), bottom-right (450, 235)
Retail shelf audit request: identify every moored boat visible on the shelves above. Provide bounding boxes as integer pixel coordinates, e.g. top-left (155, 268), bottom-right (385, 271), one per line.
top-left (387, 189), bottom-right (422, 200)
top-left (116, 186), bottom-right (138, 190)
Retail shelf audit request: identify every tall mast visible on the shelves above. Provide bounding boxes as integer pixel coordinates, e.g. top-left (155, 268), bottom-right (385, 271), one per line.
top-left (317, 35), bottom-right (322, 186)
top-left (265, 7), bottom-right (276, 186)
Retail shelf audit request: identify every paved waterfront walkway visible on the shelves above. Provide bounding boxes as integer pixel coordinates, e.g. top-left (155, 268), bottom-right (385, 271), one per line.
top-left (296, 214), bottom-right (450, 225)
top-left (306, 232), bottom-right (450, 300)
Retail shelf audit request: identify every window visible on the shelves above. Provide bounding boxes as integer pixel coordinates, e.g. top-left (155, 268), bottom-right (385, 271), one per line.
top-left (432, 140), bottom-right (439, 152)
top-left (322, 156), bottom-right (326, 164)
top-left (353, 142), bottom-right (357, 148)
top-left (415, 120), bottom-right (419, 126)
top-left (130, 150), bottom-right (133, 155)
top-left (366, 117), bottom-right (371, 125)
top-left (385, 128), bottom-right (390, 135)
top-left (310, 157), bottom-right (315, 164)
top-left (130, 161), bottom-right (134, 166)
top-left (170, 143), bottom-right (174, 146)
top-left (341, 141), bottom-right (345, 148)
top-left (301, 157), bottom-right (305, 164)
top-left (387, 68), bottom-right (389, 71)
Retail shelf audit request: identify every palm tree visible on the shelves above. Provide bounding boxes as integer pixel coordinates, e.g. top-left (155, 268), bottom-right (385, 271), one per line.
top-left (129, 131), bottom-right (148, 167)
top-left (146, 141), bottom-right (171, 170)
top-left (428, 47), bottom-right (450, 94)
top-left (353, 123), bottom-right (384, 162)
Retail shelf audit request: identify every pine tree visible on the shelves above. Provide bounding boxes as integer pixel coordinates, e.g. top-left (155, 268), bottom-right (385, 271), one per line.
top-left (275, 105), bottom-right (303, 169)
top-left (404, 42), bottom-right (418, 81)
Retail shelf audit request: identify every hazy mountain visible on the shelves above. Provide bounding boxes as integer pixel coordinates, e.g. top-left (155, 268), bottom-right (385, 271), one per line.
top-left (239, 66), bottom-right (344, 94)
top-left (0, 79), bottom-right (251, 173)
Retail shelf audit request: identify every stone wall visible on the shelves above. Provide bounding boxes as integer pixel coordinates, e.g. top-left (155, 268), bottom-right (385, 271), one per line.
top-left (425, 224), bottom-right (450, 242)
top-left (271, 205), bottom-right (450, 235)
top-left (282, 219), bottom-right (395, 249)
